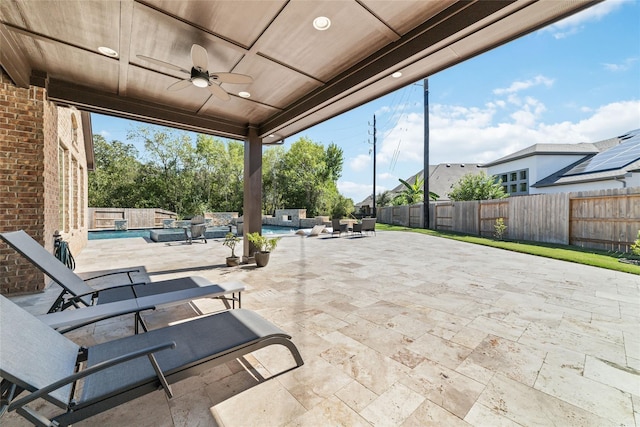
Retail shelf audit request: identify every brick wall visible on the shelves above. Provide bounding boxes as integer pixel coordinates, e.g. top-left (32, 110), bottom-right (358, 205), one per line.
top-left (0, 69), bottom-right (89, 295)
top-left (0, 69), bottom-right (48, 294)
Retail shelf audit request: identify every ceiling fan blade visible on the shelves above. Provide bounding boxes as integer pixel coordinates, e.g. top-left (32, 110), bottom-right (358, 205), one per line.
top-left (191, 44), bottom-right (208, 71)
top-left (211, 73), bottom-right (253, 85)
top-left (167, 79), bottom-right (193, 91)
top-left (137, 55), bottom-right (190, 74)
top-left (208, 83), bottom-right (230, 101)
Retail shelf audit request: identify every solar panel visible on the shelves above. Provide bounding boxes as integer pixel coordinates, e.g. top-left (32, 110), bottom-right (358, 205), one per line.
top-left (565, 129), bottom-right (640, 176)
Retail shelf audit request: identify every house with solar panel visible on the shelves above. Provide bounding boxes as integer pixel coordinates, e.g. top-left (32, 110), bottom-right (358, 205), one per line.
top-left (483, 129), bottom-right (640, 195)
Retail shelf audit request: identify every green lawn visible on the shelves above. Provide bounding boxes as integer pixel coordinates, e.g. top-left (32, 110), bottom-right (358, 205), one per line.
top-left (377, 224), bottom-right (640, 275)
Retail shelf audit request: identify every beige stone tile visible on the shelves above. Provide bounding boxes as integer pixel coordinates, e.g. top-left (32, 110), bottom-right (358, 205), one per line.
top-left (321, 331), bottom-right (410, 395)
top-left (402, 398), bottom-right (471, 427)
top-left (276, 355), bottom-right (354, 409)
top-left (624, 334), bottom-right (640, 361)
top-left (385, 313), bottom-right (431, 339)
top-left (465, 335), bottom-right (545, 386)
top-left (400, 359), bottom-right (485, 419)
top-left (464, 403), bottom-right (523, 427)
top-left (212, 378), bottom-right (306, 427)
top-left (466, 316), bottom-right (527, 341)
top-left (450, 326), bottom-right (488, 349)
top-left (477, 373), bottom-right (615, 426)
top-left (583, 355), bottom-right (640, 396)
top-left (455, 359), bottom-right (495, 385)
top-left (77, 389), bottom-right (174, 427)
top-left (360, 382), bottom-right (425, 426)
top-left (518, 323), bottom-right (627, 365)
top-left (285, 396), bottom-right (371, 427)
top-left (406, 332), bottom-right (473, 370)
top-left (339, 314), bottom-right (414, 358)
top-left (335, 380), bottom-right (378, 413)
top-left (169, 389), bottom-right (218, 427)
top-left (535, 361), bottom-right (635, 426)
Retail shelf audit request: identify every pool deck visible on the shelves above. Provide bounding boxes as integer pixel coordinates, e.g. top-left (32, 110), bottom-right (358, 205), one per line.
top-left (4, 230), bottom-right (640, 426)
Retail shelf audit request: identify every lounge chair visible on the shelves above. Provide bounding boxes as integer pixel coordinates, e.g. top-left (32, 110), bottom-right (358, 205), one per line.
top-left (185, 223), bottom-right (207, 244)
top-left (0, 230), bottom-right (242, 330)
top-left (0, 296), bottom-right (303, 426)
top-left (331, 219), bottom-right (348, 237)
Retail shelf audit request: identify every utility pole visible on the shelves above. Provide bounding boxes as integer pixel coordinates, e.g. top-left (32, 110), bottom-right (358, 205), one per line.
top-left (372, 114), bottom-right (377, 217)
top-left (423, 78), bottom-right (430, 229)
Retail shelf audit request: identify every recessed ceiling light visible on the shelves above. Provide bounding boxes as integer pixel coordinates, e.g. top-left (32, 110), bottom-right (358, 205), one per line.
top-left (98, 46), bottom-right (118, 57)
top-left (313, 16), bottom-right (331, 31)
top-left (239, 91), bottom-right (251, 98)
top-left (268, 134), bottom-right (275, 138)
top-left (391, 71), bottom-right (402, 78)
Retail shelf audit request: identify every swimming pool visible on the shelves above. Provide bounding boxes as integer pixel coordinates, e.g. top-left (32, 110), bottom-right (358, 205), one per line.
top-left (89, 226), bottom-right (297, 240)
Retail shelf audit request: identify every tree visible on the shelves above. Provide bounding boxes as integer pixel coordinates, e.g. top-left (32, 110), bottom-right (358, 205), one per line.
top-left (262, 146), bottom-right (285, 215)
top-left (88, 135), bottom-right (142, 207)
top-left (277, 137), bottom-right (348, 217)
top-left (396, 177), bottom-right (439, 204)
top-left (448, 171), bottom-right (508, 201)
top-left (376, 190), bottom-right (393, 207)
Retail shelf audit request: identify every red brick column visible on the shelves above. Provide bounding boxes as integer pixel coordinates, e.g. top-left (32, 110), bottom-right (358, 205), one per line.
top-left (0, 69), bottom-right (56, 294)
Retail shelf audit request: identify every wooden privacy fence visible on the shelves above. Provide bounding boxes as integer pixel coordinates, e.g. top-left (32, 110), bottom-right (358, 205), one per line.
top-left (378, 187), bottom-right (640, 252)
top-left (88, 208), bottom-right (177, 230)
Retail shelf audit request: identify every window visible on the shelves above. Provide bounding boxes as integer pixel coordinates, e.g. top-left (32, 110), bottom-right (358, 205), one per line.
top-left (58, 143), bottom-right (68, 232)
top-left (500, 168), bottom-right (529, 195)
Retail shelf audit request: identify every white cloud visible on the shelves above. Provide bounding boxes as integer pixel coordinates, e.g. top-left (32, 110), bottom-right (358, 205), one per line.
top-left (603, 57), bottom-right (639, 72)
top-left (349, 153), bottom-right (371, 172)
top-left (544, 1), bottom-right (625, 39)
top-left (378, 172), bottom-right (397, 181)
top-left (99, 130), bottom-right (110, 138)
top-left (337, 180), bottom-right (382, 203)
top-left (493, 75), bottom-right (554, 95)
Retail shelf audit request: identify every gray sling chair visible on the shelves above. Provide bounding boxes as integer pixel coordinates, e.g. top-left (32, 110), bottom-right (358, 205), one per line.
top-left (0, 296), bottom-right (303, 427)
top-left (0, 230), bottom-right (243, 332)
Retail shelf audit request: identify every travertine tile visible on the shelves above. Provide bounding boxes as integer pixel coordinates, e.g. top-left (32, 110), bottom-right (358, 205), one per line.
top-left (465, 335), bottom-right (545, 386)
top-left (212, 379), bottom-right (306, 427)
top-left (335, 380), bottom-right (378, 413)
top-left (400, 359), bottom-right (485, 419)
top-left (476, 373), bottom-right (615, 426)
top-left (285, 396), bottom-right (370, 427)
top-left (402, 398), bottom-right (471, 427)
top-left (535, 361), bottom-right (635, 426)
top-left (464, 403), bottom-right (523, 427)
top-left (406, 332), bottom-right (473, 370)
top-left (360, 382), bottom-right (425, 426)
top-left (583, 355), bottom-right (640, 396)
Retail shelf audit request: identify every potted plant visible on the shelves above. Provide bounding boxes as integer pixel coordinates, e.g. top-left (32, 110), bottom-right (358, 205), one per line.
top-left (223, 232), bottom-right (241, 267)
top-left (246, 232), bottom-right (281, 267)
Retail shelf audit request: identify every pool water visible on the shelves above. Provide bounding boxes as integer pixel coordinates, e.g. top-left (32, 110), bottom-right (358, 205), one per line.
top-left (89, 226), bottom-right (297, 240)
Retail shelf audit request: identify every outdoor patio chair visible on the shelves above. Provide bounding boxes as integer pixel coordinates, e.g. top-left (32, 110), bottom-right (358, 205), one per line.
top-left (361, 218), bottom-right (377, 236)
top-left (331, 219), bottom-right (348, 237)
top-left (0, 230), bottom-right (243, 331)
top-left (0, 296), bottom-right (303, 427)
top-left (185, 223), bottom-right (207, 244)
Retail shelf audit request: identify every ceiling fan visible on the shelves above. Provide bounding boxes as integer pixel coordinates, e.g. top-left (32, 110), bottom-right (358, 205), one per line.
top-left (137, 44), bottom-right (252, 101)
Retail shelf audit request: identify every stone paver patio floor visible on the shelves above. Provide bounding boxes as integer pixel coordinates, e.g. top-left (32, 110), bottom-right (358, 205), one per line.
top-left (4, 230), bottom-right (639, 426)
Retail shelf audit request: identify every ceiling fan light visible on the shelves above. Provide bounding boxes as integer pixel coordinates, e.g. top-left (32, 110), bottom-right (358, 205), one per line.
top-left (192, 76), bottom-right (209, 88)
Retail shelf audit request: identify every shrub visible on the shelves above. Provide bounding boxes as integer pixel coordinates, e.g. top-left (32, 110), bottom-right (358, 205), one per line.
top-left (494, 218), bottom-right (507, 240)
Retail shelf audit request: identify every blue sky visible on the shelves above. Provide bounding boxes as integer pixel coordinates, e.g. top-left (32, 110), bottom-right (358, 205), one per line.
top-left (92, 0), bottom-right (640, 204)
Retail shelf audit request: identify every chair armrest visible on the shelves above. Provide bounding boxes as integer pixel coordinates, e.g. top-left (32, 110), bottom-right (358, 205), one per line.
top-left (82, 268), bottom-right (141, 284)
top-left (69, 280), bottom-right (149, 303)
top-left (7, 341), bottom-right (176, 411)
top-left (44, 304), bottom-right (157, 334)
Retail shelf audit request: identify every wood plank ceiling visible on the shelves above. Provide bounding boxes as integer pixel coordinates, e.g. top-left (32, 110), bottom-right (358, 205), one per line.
top-left (1, 0), bottom-right (600, 143)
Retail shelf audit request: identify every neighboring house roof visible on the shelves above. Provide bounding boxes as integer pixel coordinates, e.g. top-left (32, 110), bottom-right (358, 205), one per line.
top-left (357, 163), bottom-right (484, 206)
top-left (482, 143), bottom-right (598, 167)
top-left (533, 129), bottom-right (640, 188)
